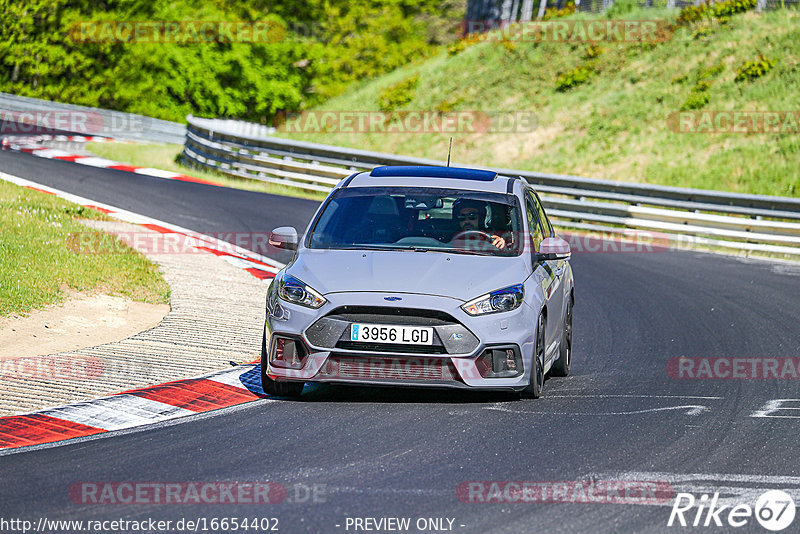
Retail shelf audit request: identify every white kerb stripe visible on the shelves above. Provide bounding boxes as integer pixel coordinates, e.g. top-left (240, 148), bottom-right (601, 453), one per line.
top-left (38, 395), bottom-right (195, 431)
top-left (28, 148), bottom-right (74, 159)
top-left (205, 367), bottom-right (254, 390)
top-left (134, 168), bottom-right (181, 178)
top-left (70, 157), bottom-right (120, 168)
top-left (222, 255), bottom-right (281, 274)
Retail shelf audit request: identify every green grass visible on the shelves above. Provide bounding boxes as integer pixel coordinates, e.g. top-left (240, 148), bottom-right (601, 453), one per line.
top-left (87, 142), bottom-right (328, 201)
top-left (0, 180), bottom-right (170, 317)
top-left (270, 7), bottom-right (800, 198)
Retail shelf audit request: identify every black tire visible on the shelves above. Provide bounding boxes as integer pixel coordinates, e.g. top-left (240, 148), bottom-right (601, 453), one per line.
top-left (521, 313), bottom-right (545, 399)
top-left (260, 329), bottom-right (304, 398)
top-left (551, 297), bottom-right (573, 377)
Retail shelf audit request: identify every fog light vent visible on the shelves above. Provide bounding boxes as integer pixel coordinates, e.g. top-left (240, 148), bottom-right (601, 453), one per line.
top-left (476, 346), bottom-right (522, 378)
top-left (270, 336), bottom-right (307, 369)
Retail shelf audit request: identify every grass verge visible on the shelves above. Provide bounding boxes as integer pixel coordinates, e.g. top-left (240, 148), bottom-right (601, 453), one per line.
top-left (0, 179), bottom-right (170, 317)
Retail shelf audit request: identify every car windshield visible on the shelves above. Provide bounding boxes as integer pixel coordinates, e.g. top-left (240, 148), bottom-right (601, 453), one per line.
top-left (307, 186), bottom-right (523, 256)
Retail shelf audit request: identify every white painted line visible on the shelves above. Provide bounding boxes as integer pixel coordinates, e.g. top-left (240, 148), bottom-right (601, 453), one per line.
top-left (38, 395), bottom-right (194, 431)
top-left (548, 394), bottom-right (724, 400)
top-left (484, 403), bottom-right (711, 416)
top-left (751, 399), bottom-right (800, 418)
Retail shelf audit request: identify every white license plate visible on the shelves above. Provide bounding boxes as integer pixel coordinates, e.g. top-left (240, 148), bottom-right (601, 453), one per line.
top-left (350, 323), bottom-right (434, 345)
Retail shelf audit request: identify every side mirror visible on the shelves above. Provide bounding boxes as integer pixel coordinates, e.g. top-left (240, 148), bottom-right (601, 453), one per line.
top-left (538, 236), bottom-right (571, 261)
top-left (269, 226), bottom-right (299, 251)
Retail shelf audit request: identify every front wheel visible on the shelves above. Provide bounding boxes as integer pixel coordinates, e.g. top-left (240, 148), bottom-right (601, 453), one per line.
top-left (521, 313), bottom-right (545, 399)
top-left (260, 329), bottom-right (304, 398)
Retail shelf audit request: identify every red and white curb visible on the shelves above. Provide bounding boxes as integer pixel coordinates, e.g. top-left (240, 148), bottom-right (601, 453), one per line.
top-left (0, 365), bottom-right (267, 450)
top-left (0, 171), bottom-right (288, 450)
top-left (1, 134), bottom-right (118, 145)
top-left (2, 135), bottom-right (224, 187)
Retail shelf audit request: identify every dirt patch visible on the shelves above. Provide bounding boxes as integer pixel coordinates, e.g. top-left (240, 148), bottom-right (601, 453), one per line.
top-left (0, 290), bottom-right (169, 360)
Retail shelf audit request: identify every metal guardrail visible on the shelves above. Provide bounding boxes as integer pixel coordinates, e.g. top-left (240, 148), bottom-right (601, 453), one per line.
top-left (0, 92), bottom-right (185, 145)
top-left (183, 115), bottom-right (800, 258)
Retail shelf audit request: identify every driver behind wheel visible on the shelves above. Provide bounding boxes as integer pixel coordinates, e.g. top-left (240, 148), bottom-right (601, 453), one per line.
top-left (452, 198), bottom-right (507, 250)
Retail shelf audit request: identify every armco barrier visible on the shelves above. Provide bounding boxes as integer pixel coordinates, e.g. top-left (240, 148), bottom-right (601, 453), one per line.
top-left (181, 115), bottom-right (800, 258)
top-left (0, 92), bottom-right (185, 144)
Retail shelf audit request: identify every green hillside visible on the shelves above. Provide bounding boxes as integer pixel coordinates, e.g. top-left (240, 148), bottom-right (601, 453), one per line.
top-left (275, 4), bottom-right (800, 197)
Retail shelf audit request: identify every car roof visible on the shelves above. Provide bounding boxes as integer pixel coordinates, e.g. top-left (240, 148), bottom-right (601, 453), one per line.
top-left (344, 166), bottom-right (516, 194)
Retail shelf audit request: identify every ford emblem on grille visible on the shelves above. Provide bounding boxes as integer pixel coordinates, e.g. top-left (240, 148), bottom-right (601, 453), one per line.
top-left (384, 296), bottom-right (402, 301)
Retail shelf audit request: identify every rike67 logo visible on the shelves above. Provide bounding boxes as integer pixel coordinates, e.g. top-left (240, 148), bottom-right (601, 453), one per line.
top-left (668, 490), bottom-right (796, 531)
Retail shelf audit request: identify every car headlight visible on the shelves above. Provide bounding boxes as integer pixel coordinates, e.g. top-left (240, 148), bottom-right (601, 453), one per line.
top-left (278, 274), bottom-right (326, 309)
top-left (461, 284), bottom-right (524, 316)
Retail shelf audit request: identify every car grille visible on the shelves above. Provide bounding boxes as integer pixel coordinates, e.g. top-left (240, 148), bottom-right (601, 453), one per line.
top-left (316, 354), bottom-right (459, 382)
top-left (327, 306), bottom-right (457, 326)
top-left (305, 306), bottom-right (480, 356)
top-left (335, 341), bottom-right (448, 354)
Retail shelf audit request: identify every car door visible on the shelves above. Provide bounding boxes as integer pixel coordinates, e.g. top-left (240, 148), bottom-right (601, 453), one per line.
top-left (524, 190), bottom-right (561, 357)
top-left (531, 191), bottom-right (566, 344)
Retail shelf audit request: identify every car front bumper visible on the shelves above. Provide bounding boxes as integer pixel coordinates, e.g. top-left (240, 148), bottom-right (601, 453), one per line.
top-left (265, 291), bottom-right (538, 391)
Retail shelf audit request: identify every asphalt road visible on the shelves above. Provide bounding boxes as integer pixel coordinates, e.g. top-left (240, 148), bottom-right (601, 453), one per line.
top-left (2, 150), bottom-right (800, 534)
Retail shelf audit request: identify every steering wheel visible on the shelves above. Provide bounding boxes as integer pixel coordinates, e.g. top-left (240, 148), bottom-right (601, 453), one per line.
top-left (451, 230), bottom-right (494, 243)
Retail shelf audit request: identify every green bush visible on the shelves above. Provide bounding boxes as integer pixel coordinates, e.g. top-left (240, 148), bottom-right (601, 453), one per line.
top-left (377, 75), bottom-right (419, 112)
top-left (584, 44), bottom-right (603, 59)
top-left (735, 54), bottom-right (776, 81)
top-left (556, 65), bottom-right (594, 92)
top-left (676, 4), bottom-right (710, 26)
top-left (679, 75), bottom-right (714, 110)
top-left (712, 0), bottom-right (758, 17)
top-left (677, 0), bottom-right (756, 26)
top-left (448, 40), bottom-right (468, 56)
top-left (0, 0), bottom-right (464, 123)
top-left (692, 25), bottom-right (714, 39)
top-left (542, 1), bottom-right (576, 21)
top-left (680, 91), bottom-right (710, 110)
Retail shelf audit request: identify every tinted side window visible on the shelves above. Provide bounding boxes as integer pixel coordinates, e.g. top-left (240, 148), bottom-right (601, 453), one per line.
top-left (530, 191), bottom-right (553, 237)
top-left (525, 195), bottom-right (544, 253)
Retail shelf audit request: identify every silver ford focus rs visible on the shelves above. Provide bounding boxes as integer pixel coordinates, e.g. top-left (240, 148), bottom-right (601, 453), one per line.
top-left (262, 165), bottom-right (574, 398)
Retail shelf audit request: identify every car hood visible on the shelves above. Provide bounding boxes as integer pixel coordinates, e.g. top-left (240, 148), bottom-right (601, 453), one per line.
top-left (286, 249), bottom-right (530, 302)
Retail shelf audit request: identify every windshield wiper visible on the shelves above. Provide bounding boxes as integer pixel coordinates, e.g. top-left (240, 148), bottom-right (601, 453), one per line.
top-left (331, 245), bottom-right (491, 256)
top-left (404, 246), bottom-right (490, 256)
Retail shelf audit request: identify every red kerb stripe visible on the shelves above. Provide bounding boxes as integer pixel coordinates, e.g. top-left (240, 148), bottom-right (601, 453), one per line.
top-left (0, 414), bottom-right (105, 449)
top-left (126, 378), bottom-right (261, 412)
